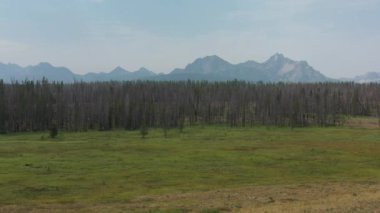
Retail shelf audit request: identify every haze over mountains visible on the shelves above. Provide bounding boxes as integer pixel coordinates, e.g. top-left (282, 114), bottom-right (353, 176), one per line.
top-left (343, 72), bottom-right (380, 83)
top-left (0, 53), bottom-right (375, 83)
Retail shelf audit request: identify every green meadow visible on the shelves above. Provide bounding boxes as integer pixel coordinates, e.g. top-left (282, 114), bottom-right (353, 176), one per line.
top-left (1, 126), bottom-right (380, 205)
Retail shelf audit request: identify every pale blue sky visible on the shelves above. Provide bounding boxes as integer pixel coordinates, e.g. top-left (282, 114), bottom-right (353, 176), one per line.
top-left (0, 0), bottom-right (379, 77)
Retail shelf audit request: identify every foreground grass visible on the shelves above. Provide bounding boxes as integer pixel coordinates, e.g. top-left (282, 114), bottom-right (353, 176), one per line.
top-left (0, 126), bottom-right (380, 206)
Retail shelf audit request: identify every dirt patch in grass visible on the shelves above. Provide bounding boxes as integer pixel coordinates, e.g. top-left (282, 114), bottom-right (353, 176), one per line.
top-left (1, 182), bottom-right (379, 212)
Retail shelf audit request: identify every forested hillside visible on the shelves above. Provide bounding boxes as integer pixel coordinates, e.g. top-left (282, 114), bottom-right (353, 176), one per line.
top-left (0, 80), bottom-right (379, 133)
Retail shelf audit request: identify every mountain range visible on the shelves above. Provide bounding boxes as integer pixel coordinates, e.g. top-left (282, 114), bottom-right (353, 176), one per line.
top-left (0, 53), bottom-right (375, 83)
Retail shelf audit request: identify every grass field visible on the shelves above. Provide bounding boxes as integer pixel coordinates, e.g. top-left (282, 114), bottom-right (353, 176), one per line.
top-left (1, 125), bottom-right (380, 212)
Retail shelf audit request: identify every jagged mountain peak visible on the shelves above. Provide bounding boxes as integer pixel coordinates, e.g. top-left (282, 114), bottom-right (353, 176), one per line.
top-left (192, 55), bottom-right (230, 65)
top-left (133, 67), bottom-right (156, 78)
top-left (181, 55), bottom-right (233, 75)
top-left (110, 66), bottom-right (129, 73)
top-left (202, 55), bottom-right (225, 60)
top-left (24, 62), bottom-right (54, 71)
top-left (272, 52), bottom-right (284, 58)
top-left (136, 67), bottom-right (152, 73)
top-left (265, 53), bottom-right (293, 64)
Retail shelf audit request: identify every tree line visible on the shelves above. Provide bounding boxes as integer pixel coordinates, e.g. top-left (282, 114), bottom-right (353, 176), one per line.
top-left (0, 79), bottom-right (379, 133)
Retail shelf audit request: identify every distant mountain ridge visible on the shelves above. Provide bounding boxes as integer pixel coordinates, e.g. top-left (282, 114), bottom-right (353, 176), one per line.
top-left (82, 66), bottom-right (156, 82)
top-left (0, 54), bottom-right (335, 83)
top-left (343, 72), bottom-right (380, 83)
top-left (150, 53), bottom-right (330, 82)
top-left (0, 63), bottom-right (156, 83)
top-left (0, 62), bottom-right (77, 83)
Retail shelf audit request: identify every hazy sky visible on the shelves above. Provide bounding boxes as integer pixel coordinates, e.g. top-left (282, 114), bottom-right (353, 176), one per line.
top-left (0, 0), bottom-right (379, 77)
